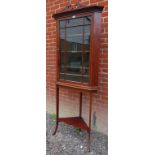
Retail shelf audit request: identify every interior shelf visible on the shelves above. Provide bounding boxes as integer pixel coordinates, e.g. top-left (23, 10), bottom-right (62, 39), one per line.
top-left (60, 73), bottom-right (88, 77)
top-left (59, 117), bottom-right (90, 132)
top-left (62, 24), bottom-right (91, 28)
top-left (61, 66), bottom-right (88, 69)
top-left (60, 51), bottom-right (89, 53)
top-left (67, 33), bottom-right (90, 37)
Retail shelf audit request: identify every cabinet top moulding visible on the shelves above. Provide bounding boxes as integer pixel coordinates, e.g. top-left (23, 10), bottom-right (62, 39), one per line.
top-left (52, 5), bottom-right (104, 19)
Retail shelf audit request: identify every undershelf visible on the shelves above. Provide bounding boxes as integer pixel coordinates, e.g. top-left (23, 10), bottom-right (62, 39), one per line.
top-left (58, 117), bottom-right (90, 132)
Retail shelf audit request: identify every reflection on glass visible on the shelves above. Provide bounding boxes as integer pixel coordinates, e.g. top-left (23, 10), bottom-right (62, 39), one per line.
top-left (83, 25), bottom-right (90, 78)
top-left (60, 29), bottom-right (65, 39)
top-left (60, 73), bottom-right (65, 80)
top-left (60, 53), bottom-right (65, 71)
top-left (60, 28), bottom-right (65, 76)
top-left (66, 18), bottom-right (83, 27)
top-left (60, 20), bottom-right (65, 28)
top-left (66, 74), bottom-right (82, 82)
top-left (84, 25), bottom-right (90, 51)
top-left (60, 29), bottom-right (65, 51)
top-left (85, 16), bottom-right (91, 25)
top-left (66, 26), bottom-right (83, 53)
top-left (83, 76), bottom-right (89, 83)
top-left (66, 36), bottom-right (82, 51)
top-left (66, 52), bottom-right (82, 74)
top-left (84, 53), bottom-right (89, 73)
top-left (66, 26), bottom-right (83, 37)
top-left (84, 25), bottom-right (91, 35)
top-left (66, 26), bottom-right (82, 81)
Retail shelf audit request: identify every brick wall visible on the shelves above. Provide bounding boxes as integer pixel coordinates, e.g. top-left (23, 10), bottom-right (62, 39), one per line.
top-left (46, 0), bottom-right (108, 135)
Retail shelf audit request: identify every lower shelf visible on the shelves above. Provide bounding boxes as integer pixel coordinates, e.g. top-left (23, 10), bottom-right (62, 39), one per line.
top-left (59, 117), bottom-right (90, 132)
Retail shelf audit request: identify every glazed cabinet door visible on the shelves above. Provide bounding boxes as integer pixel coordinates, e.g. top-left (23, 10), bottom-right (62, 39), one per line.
top-left (59, 16), bottom-right (91, 84)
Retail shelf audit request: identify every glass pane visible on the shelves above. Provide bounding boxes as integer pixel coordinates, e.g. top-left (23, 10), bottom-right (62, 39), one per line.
top-left (84, 25), bottom-right (90, 51)
top-left (83, 25), bottom-right (90, 79)
top-left (83, 53), bottom-right (89, 73)
top-left (60, 39), bottom-right (65, 51)
top-left (83, 76), bottom-right (89, 83)
top-left (66, 66), bottom-right (81, 74)
top-left (60, 52), bottom-right (65, 72)
top-left (66, 26), bottom-right (83, 37)
top-left (66, 17), bottom-right (83, 27)
top-left (66, 74), bottom-right (82, 82)
top-left (60, 73), bottom-right (65, 80)
top-left (66, 36), bottom-right (82, 51)
top-left (60, 29), bottom-right (65, 51)
top-left (66, 52), bottom-right (82, 74)
top-left (66, 26), bottom-right (83, 52)
top-left (66, 26), bottom-right (83, 82)
top-left (60, 20), bottom-right (65, 28)
top-left (60, 29), bottom-right (65, 39)
top-left (85, 16), bottom-right (91, 25)
top-left (84, 36), bottom-right (90, 51)
top-left (85, 25), bottom-right (90, 35)
top-left (59, 28), bottom-right (65, 80)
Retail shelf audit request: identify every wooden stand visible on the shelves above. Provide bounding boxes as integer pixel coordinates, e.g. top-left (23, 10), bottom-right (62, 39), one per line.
top-left (53, 82), bottom-right (97, 152)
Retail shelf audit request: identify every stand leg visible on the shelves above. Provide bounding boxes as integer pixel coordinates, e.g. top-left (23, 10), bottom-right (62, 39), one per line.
top-left (88, 92), bottom-right (92, 152)
top-left (53, 86), bottom-right (59, 135)
top-left (78, 92), bottom-right (82, 132)
top-left (79, 92), bottom-right (82, 117)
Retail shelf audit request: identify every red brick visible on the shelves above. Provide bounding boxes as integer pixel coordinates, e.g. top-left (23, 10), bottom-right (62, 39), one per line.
top-left (46, 0), bottom-right (108, 133)
top-left (81, 1), bottom-right (89, 6)
top-left (90, 0), bottom-right (99, 3)
top-left (104, 17), bottom-right (108, 22)
top-left (60, 2), bottom-right (68, 8)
